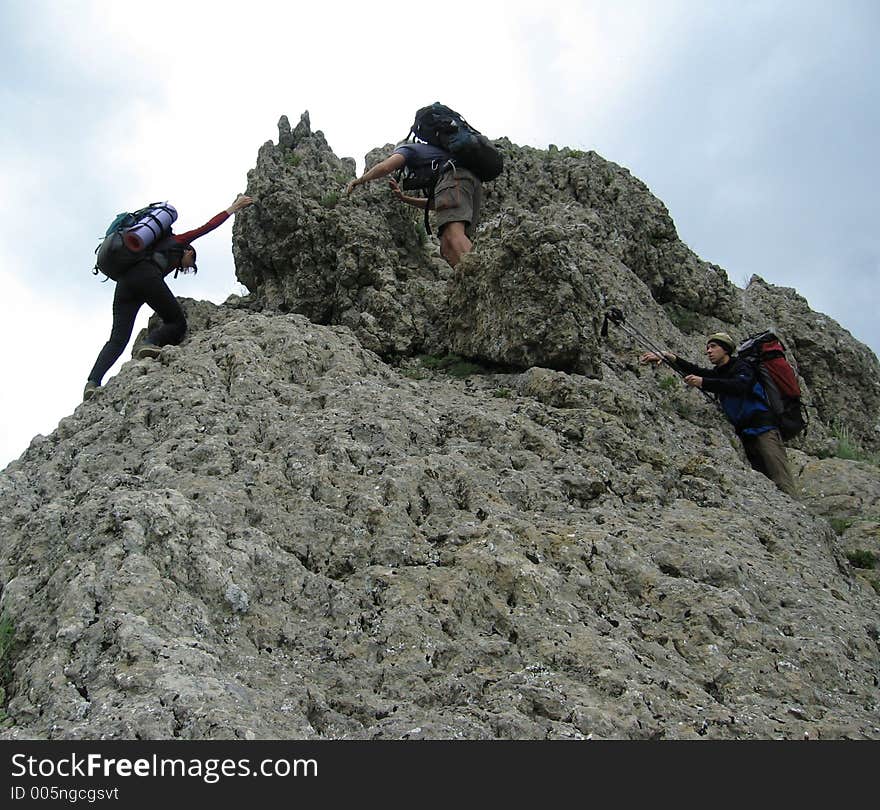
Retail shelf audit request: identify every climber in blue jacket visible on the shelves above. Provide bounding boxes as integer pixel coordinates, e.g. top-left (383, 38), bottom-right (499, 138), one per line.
top-left (641, 332), bottom-right (797, 496)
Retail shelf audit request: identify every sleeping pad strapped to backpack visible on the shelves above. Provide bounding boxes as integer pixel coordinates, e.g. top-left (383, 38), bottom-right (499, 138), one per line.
top-left (737, 331), bottom-right (808, 440)
top-left (94, 202), bottom-right (178, 280)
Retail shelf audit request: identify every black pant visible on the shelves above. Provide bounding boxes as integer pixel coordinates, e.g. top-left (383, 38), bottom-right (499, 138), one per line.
top-left (88, 261), bottom-right (187, 385)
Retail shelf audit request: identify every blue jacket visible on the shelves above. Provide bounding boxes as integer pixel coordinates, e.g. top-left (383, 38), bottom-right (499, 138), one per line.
top-left (672, 355), bottom-right (776, 436)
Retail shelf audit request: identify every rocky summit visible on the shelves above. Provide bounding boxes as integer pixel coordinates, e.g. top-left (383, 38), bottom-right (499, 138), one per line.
top-left (1, 113), bottom-right (878, 740)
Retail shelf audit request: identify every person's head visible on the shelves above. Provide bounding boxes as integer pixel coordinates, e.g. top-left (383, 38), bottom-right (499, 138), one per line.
top-left (165, 241), bottom-right (197, 273)
top-left (705, 332), bottom-right (735, 366)
top-left (181, 246), bottom-right (197, 271)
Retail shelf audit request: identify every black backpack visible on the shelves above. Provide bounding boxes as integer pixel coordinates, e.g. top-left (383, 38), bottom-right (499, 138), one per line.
top-left (399, 103), bottom-right (504, 234)
top-left (407, 103), bottom-right (503, 183)
top-left (93, 203), bottom-right (177, 281)
top-left (737, 331), bottom-right (808, 440)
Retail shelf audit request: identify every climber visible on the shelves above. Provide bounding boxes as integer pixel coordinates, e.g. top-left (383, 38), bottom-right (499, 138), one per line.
top-left (640, 332), bottom-right (798, 496)
top-left (83, 194), bottom-right (254, 401)
top-left (345, 145), bottom-right (481, 269)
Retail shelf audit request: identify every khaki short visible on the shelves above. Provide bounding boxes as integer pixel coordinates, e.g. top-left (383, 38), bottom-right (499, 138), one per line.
top-left (434, 166), bottom-right (482, 237)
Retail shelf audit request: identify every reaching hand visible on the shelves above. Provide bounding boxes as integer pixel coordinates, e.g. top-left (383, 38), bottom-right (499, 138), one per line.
top-left (345, 179), bottom-right (361, 197)
top-left (227, 194), bottom-right (254, 214)
top-left (640, 351), bottom-right (676, 366)
top-left (684, 374), bottom-right (704, 388)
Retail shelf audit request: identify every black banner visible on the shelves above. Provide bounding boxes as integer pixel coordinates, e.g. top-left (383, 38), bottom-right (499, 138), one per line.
top-left (0, 739), bottom-right (857, 805)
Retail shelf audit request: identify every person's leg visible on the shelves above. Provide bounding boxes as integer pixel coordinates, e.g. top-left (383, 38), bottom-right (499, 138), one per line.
top-left (87, 279), bottom-right (143, 386)
top-left (741, 435), bottom-right (768, 474)
top-left (742, 430), bottom-right (798, 495)
top-left (137, 268), bottom-right (187, 347)
top-left (752, 429), bottom-right (799, 496)
top-left (435, 169), bottom-right (477, 268)
top-left (439, 221), bottom-right (473, 268)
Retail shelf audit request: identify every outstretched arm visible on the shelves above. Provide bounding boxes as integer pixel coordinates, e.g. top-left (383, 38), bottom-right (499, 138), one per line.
top-left (640, 351), bottom-right (711, 390)
top-left (174, 194), bottom-right (255, 243)
top-left (346, 153), bottom-right (406, 195)
top-left (699, 358), bottom-right (755, 396)
top-left (665, 355), bottom-right (712, 390)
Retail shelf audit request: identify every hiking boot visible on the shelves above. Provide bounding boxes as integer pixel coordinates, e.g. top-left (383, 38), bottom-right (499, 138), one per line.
top-left (83, 381), bottom-right (100, 401)
top-left (135, 343), bottom-right (162, 360)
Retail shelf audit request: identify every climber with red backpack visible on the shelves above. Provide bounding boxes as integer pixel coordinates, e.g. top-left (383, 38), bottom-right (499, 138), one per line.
top-left (345, 103), bottom-right (503, 268)
top-left (83, 193), bottom-right (254, 401)
top-left (639, 330), bottom-right (800, 496)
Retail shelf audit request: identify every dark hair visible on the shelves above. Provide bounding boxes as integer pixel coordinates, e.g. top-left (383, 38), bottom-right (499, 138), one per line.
top-left (160, 238), bottom-right (197, 275)
top-left (181, 243), bottom-right (196, 264)
top-left (178, 242), bottom-right (197, 274)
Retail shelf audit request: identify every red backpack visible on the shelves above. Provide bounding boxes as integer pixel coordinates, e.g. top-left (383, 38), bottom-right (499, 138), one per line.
top-left (737, 331), bottom-right (808, 440)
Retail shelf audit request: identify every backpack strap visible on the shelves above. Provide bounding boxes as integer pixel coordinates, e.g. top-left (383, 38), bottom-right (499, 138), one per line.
top-left (398, 155), bottom-right (456, 235)
top-left (424, 181), bottom-right (436, 235)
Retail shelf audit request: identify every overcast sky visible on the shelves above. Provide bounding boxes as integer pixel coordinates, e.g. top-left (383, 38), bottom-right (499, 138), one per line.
top-left (1, 0), bottom-right (877, 469)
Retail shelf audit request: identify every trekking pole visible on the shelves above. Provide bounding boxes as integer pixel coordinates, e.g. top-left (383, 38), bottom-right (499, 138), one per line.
top-left (602, 308), bottom-right (676, 368)
top-left (601, 308), bottom-right (716, 404)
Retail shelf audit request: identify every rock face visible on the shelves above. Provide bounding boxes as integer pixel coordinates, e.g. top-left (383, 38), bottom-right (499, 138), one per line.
top-left (447, 213), bottom-right (605, 377)
top-left (799, 455), bottom-right (880, 597)
top-left (233, 113), bottom-right (880, 450)
top-left (233, 113), bottom-right (447, 359)
top-left (1, 114), bottom-right (879, 740)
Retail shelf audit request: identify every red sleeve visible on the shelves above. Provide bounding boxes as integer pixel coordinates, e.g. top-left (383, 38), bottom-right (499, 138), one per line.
top-left (173, 211), bottom-right (230, 244)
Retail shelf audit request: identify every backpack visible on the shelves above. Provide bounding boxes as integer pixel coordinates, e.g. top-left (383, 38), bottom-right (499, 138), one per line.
top-left (399, 104), bottom-right (503, 234)
top-left (93, 202), bottom-right (177, 281)
top-left (396, 149), bottom-right (457, 235)
top-left (737, 330), bottom-right (808, 440)
top-left (407, 103), bottom-right (504, 183)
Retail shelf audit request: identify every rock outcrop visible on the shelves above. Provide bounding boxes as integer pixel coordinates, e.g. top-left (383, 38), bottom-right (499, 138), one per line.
top-left (233, 113), bottom-right (880, 450)
top-left (233, 114), bottom-right (446, 359)
top-left (1, 113), bottom-right (879, 740)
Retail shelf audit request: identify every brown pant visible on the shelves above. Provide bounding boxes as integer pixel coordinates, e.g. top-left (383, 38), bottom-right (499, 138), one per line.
top-left (741, 429), bottom-right (798, 496)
